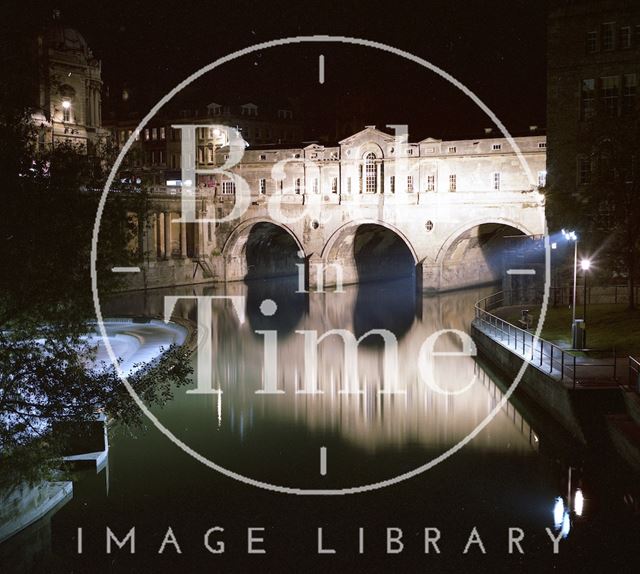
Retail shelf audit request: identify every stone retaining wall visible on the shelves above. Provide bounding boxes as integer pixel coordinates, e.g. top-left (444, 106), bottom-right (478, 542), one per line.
top-left (471, 322), bottom-right (587, 443)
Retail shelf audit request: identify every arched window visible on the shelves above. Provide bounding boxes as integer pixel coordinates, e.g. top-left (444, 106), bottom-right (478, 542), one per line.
top-left (364, 152), bottom-right (377, 193)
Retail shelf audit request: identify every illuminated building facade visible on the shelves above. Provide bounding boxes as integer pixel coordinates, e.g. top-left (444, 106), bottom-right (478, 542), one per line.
top-left (30, 10), bottom-right (108, 152)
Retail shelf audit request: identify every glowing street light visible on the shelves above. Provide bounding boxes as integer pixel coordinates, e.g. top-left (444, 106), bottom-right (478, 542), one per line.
top-left (580, 259), bottom-right (591, 271)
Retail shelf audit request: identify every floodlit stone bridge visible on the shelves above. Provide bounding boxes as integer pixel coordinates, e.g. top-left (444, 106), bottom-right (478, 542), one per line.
top-left (121, 127), bottom-right (546, 292)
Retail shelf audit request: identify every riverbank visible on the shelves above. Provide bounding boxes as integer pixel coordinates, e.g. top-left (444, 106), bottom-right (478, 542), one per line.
top-left (495, 303), bottom-right (640, 356)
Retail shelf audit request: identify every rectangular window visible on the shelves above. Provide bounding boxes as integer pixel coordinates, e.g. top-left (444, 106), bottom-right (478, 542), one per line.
top-left (622, 73), bottom-right (637, 115)
top-left (407, 175), bottom-right (414, 192)
top-left (426, 175), bottom-right (435, 191)
top-left (448, 146), bottom-right (457, 153)
top-left (538, 170), bottom-right (546, 187)
top-left (331, 177), bottom-right (338, 194)
top-left (390, 175), bottom-right (395, 193)
top-left (622, 155), bottom-right (635, 183)
top-left (159, 150), bottom-right (164, 164)
top-left (294, 178), bottom-right (302, 194)
top-left (160, 127), bottom-right (166, 140)
top-left (492, 172), bottom-right (501, 191)
top-left (620, 26), bottom-right (631, 49)
top-left (313, 178), bottom-right (319, 194)
top-left (119, 130), bottom-right (126, 142)
top-left (347, 177), bottom-right (352, 194)
top-left (222, 180), bottom-right (236, 195)
top-left (599, 154), bottom-right (615, 182)
top-left (150, 150), bottom-right (156, 165)
top-left (206, 147), bottom-right (213, 163)
top-left (602, 22), bottom-right (615, 51)
top-left (144, 128), bottom-right (150, 141)
top-left (601, 76), bottom-right (620, 117)
top-left (259, 178), bottom-right (266, 194)
top-left (577, 157), bottom-right (591, 185)
top-left (198, 147), bottom-right (205, 164)
top-left (580, 79), bottom-right (596, 120)
top-left (586, 31), bottom-right (598, 53)
top-left (449, 174), bottom-right (457, 191)
top-left (151, 128), bottom-right (158, 140)
top-left (492, 143), bottom-right (502, 151)
top-left (538, 142), bottom-right (547, 149)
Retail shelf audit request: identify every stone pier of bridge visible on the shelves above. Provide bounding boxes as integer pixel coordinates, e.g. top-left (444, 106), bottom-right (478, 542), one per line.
top-left (120, 187), bottom-right (545, 293)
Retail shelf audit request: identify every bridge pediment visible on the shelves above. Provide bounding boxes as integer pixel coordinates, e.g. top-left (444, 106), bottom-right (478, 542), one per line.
top-left (339, 126), bottom-right (395, 159)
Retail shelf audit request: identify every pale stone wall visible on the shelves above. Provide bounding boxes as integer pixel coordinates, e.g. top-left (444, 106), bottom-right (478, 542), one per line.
top-left (117, 127), bottom-right (546, 292)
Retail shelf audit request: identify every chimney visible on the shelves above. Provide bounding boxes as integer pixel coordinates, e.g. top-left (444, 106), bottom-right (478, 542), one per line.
top-left (484, 127), bottom-right (493, 135)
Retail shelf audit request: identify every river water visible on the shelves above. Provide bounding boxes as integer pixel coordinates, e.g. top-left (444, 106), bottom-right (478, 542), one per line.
top-left (2, 278), bottom-right (639, 572)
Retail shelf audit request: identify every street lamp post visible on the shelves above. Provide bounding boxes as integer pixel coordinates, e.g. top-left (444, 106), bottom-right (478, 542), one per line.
top-left (562, 229), bottom-right (579, 333)
top-left (52, 100), bottom-right (72, 148)
top-left (571, 239), bottom-right (578, 326)
top-left (581, 258), bottom-right (591, 347)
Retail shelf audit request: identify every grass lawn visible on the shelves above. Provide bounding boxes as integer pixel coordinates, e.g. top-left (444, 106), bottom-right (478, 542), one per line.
top-left (499, 303), bottom-right (640, 356)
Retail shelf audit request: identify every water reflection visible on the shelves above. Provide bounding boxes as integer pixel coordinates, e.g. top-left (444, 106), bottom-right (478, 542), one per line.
top-left (245, 277), bottom-right (307, 335)
top-left (352, 277), bottom-right (417, 341)
top-left (105, 279), bottom-right (537, 468)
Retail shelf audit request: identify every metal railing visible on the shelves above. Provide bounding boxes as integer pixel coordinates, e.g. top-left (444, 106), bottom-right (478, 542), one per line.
top-left (474, 291), bottom-right (617, 388)
top-left (629, 357), bottom-right (640, 394)
top-left (549, 284), bottom-right (640, 306)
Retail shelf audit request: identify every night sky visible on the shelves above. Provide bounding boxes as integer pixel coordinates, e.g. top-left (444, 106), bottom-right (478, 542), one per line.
top-left (9, 0), bottom-right (547, 141)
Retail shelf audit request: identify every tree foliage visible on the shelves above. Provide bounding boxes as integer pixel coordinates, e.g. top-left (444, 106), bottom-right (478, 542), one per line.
top-left (0, 27), bottom-right (192, 488)
top-left (546, 118), bottom-right (640, 309)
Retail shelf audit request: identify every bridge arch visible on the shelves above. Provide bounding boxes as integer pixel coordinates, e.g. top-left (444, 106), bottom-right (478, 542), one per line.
top-left (432, 217), bottom-right (538, 291)
top-left (321, 219), bottom-right (419, 286)
top-left (435, 217), bottom-right (536, 266)
top-left (221, 218), bottom-right (305, 282)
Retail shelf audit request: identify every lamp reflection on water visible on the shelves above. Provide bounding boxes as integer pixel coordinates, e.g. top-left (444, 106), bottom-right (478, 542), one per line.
top-left (553, 489), bottom-right (582, 539)
top-left (561, 510), bottom-right (571, 538)
top-left (553, 497), bottom-right (565, 529)
top-left (553, 497), bottom-right (572, 539)
top-left (574, 488), bottom-right (584, 516)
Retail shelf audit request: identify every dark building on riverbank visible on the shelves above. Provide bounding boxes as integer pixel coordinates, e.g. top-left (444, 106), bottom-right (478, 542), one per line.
top-left (547, 0), bottom-right (639, 200)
